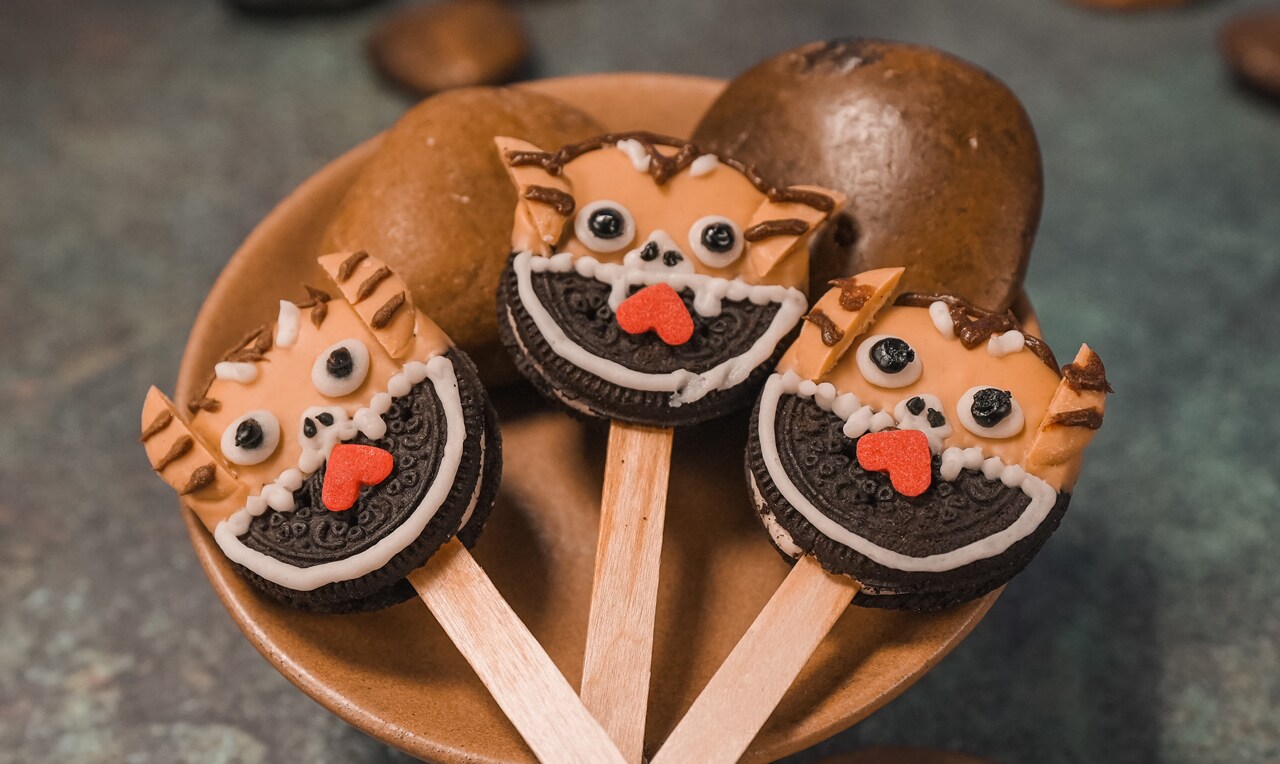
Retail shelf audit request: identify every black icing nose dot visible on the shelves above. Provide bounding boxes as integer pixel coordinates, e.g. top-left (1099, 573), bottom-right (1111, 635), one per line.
top-left (640, 241), bottom-right (660, 261)
top-left (316, 412), bottom-right (335, 426)
top-left (302, 417), bottom-right (317, 439)
top-left (926, 408), bottom-right (946, 428)
top-left (906, 396), bottom-right (926, 415)
top-left (662, 251), bottom-right (683, 267)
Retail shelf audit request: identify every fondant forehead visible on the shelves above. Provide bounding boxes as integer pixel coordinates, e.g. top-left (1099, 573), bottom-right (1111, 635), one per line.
top-left (559, 147), bottom-right (767, 240)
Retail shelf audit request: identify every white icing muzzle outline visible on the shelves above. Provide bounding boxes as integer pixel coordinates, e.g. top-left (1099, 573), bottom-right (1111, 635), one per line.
top-left (756, 371), bottom-right (1058, 573)
top-left (512, 250), bottom-right (807, 406)
top-left (213, 354), bottom-right (469, 591)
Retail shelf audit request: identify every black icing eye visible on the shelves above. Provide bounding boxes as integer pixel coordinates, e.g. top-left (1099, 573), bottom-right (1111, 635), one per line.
top-left (234, 418), bottom-right (265, 450)
top-left (326, 348), bottom-right (354, 379)
top-left (700, 222), bottom-right (736, 253)
top-left (856, 334), bottom-right (923, 388)
top-left (316, 412), bottom-right (335, 426)
top-left (302, 417), bottom-right (317, 439)
top-left (970, 388), bottom-right (1013, 427)
top-left (870, 338), bottom-right (916, 373)
top-left (588, 208), bottom-right (625, 239)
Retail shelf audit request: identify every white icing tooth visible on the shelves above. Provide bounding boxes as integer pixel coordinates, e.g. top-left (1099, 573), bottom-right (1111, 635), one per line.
top-left (1000, 464), bottom-right (1027, 488)
top-left (224, 513), bottom-right (250, 536)
top-left (370, 392), bottom-right (393, 415)
top-left (387, 374), bottom-right (412, 398)
top-left (929, 301), bottom-right (955, 339)
top-left (354, 408), bottom-right (387, 440)
top-left (798, 379), bottom-right (819, 397)
top-left (574, 256), bottom-right (597, 278)
top-left (214, 362), bottom-right (258, 384)
top-left (263, 485), bottom-right (295, 513)
top-left (726, 281), bottom-right (752, 301)
top-left (275, 300), bottom-right (300, 348)
top-left (869, 411), bottom-right (897, 432)
top-left (982, 457), bottom-right (1005, 480)
top-left (844, 407), bottom-right (875, 438)
top-left (693, 286), bottom-right (723, 317)
top-left (245, 495), bottom-right (268, 517)
top-left (831, 392), bottom-right (862, 420)
top-left (404, 361), bottom-right (431, 384)
top-left (940, 448), bottom-right (966, 481)
top-left (549, 251), bottom-right (574, 270)
top-left (964, 447), bottom-right (985, 469)
top-left (689, 153), bottom-right (720, 177)
top-left (277, 469), bottom-right (304, 492)
top-left (299, 450), bottom-right (325, 475)
top-left (815, 382), bottom-right (837, 409)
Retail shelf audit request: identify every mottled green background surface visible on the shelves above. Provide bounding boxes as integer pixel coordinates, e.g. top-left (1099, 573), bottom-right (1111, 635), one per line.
top-left (2, 0), bottom-right (1277, 762)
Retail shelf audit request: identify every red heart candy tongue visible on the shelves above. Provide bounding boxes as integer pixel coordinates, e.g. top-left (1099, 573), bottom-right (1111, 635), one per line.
top-left (322, 443), bottom-right (395, 512)
top-left (856, 429), bottom-right (933, 497)
top-left (615, 283), bottom-right (695, 345)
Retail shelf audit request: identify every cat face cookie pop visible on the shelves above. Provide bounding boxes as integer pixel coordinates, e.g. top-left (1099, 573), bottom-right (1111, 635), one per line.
top-left (141, 252), bottom-right (625, 763)
top-left (654, 267), bottom-right (1110, 764)
top-left (142, 251), bottom-right (499, 612)
top-left (496, 131), bottom-right (841, 427)
top-left (494, 131), bottom-right (842, 760)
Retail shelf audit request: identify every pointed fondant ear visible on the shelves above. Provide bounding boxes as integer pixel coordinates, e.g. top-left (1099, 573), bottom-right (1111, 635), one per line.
top-left (1025, 345), bottom-right (1110, 487)
top-left (141, 386), bottom-right (249, 532)
top-left (744, 185), bottom-right (845, 280)
top-left (778, 266), bottom-right (904, 380)
top-left (318, 251), bottom-right (419, 359)
top-left (495, 136), bottom-right (575, 255)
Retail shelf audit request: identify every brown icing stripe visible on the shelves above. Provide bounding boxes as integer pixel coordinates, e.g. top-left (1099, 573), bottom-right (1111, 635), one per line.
top-left (310, 301), bottom-right (328, 328)
top-left (743, 218), bottom-right (809, 242)
top-left (224, 349), bottom-right (267, 364)
top-left (337, 250), bottom-right (368, 283)
top-left (252, 327), bottom-right (272, 354)
top-left (356, 265), bottom-right (392, 303)
top-left (180, 463), bottom-right (217, 495)
top-left (505, 130), bottom-right (835, 211)
top-left (896, 292), bottom-right (1060, 373)
top-left (370, 291), bottom-right (407, 330)
top-left (1048, 407), bottom-right (1104, 429)
top-left (154, 435), bottom-right (193, 472)
top-left (139, 410), bottom-right (173, 443)
top-left (829, 278), bottom-right (873, 311)
top-left (188, 396), bottom-right (221, 415)
top-left (1062, 353), bottom-right (1113, 394)
top-left (803, 309), bottom-right (844, 347)
top-left (524, 185), bottom-right (576, 216)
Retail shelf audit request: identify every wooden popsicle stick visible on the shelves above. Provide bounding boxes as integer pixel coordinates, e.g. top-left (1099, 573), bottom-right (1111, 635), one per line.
top-left (409, 538), bottom-right (626, 764)
top-left (651, 555), bottom-right (860, 764)
top-left (579, 421), bottom-right (676, 762)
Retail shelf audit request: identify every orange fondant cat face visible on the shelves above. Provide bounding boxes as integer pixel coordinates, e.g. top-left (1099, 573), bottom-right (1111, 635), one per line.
top-left (776, 267), bottom-right (1110, 492)
top-left (494, 132), bottom-right (843, 425)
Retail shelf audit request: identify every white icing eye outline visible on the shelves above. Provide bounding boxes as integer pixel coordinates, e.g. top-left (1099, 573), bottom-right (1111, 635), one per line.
top-left (855, 335), bottom-right (923, 388)
top-left (575, 200), bottom-right (635, 253)
top-left (312, 339), bottom-right (370, 398)
top-left (687, 215), bottom-right (744, 268)
top-left (957, 386), bottom-right (1025, 439)
top-left (221, 410), bottom-right (281, 466)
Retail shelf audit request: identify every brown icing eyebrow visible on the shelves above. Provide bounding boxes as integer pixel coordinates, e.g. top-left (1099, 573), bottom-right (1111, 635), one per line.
top-left (895, 292), bottom-right (1060, 373)
top-left (180, 463), bottom-right (217, 495)
top-left (154, 435), bottom-right (193, 471)
top-left (370, 291), bottom-right (407, 330)
top-left (506, 130), bottom-right (836, 212)
top-left (298, 285), bottom-right (331, 329)
top-left (523, 185), bottom-right (576, 216)
top-left (188, 395), bottom-right (221, 415)
top-left (829, 278), bottom-right (873, 311)
top-left (1048, 407), bottom-right (1104, 429)
top-left (356, 265), bottom-right (392, 302)
top-left (1062, 352), bottom-right (1113, 394)
top-left (139, 410), bottom-right (173, 443)
top-left (803, 309), bottom-right (844, 347)
top-left (337, 250), bottom-right (368, 282)
top-left (743, 218), bottom-right (810, 242)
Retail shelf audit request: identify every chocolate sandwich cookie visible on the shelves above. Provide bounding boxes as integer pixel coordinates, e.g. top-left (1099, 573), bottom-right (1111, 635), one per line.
top-left (747, 268), bottom-right (1109, 611)
top-left (493, 131), bottom-right (842, 427)
top-left (141, 252), bottom-right (502, 613)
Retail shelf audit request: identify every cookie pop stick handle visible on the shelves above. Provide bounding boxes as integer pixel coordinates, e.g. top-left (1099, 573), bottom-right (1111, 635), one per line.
top-left (579, 421), bottom-right (675, 762)
top-left (652, 556), bottom-right (860, 764)
top-left (409, 539), bottom-right (626, 764)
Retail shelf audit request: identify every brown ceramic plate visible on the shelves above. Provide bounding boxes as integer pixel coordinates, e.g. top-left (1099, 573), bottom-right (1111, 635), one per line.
top-left (174, 74), bottom-right (1005, 763)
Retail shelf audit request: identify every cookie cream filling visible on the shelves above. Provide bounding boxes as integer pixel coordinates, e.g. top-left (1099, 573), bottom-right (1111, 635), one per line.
top-left (213, 354), bottom-right (468, 591)
top-left (513, 250), bottom-right (807, 406)
top-left (756, 371), bottom-right (1058, 573)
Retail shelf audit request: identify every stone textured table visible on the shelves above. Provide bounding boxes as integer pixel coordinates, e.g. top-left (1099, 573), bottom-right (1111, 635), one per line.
top-left (1, 0), bottom-right (1277, 762)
